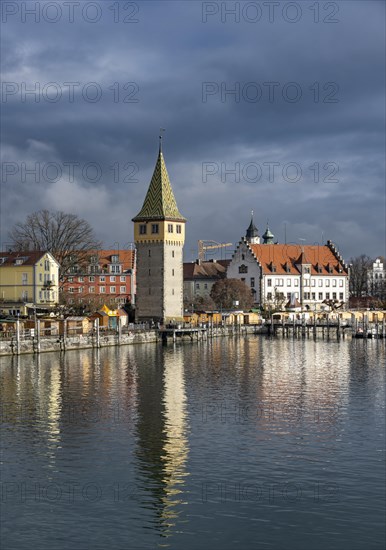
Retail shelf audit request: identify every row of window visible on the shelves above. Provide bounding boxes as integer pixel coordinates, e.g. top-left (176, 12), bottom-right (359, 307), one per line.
top-left (266, 292), bottom-right (344, 301)
top-left (139, 223), bottom-right (182, 235)
top-left (67, 297), bottom-right (126, 305)
top-left (88, 255), bottom-right (120, 263)
top-left (68, 286), bottom-right (127, 294)
top-left (39, 290), bottom-right (56, 301)
top-left (267, 278), bottom-right (344, 288)
top-left (20, 290), bottom-right (57, 301)
top-left (21, 273), bottom-right (56, 285)
top-left (67, 275), bottom-right (126, 283)
top-left (71, 265), bottom-right (122, 274)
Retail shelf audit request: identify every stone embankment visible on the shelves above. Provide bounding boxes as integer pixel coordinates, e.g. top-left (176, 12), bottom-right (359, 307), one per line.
top-left (0, 325), bottom-right (267, 356)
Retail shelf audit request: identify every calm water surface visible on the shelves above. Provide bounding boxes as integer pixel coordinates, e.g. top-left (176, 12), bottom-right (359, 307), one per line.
top-left (1, 337), bottom-right (385, 550)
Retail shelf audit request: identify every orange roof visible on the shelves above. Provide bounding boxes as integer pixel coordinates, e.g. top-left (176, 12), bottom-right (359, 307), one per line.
top-left (248, 243), bottom-right (348, 275)
top-left (96, 250), bottom-right (135, 271)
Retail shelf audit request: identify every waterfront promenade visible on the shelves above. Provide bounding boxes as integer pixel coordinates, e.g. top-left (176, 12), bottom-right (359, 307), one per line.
top-left (1, 316), bottom-right (384, 356)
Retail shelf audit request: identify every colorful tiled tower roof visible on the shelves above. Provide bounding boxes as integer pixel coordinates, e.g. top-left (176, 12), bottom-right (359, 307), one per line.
top-left (132, 150), bottom-right (185, 222)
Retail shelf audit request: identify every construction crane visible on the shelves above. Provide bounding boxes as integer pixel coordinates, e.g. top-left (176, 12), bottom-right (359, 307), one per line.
top-left (198, 240), bottom-right (233, 262)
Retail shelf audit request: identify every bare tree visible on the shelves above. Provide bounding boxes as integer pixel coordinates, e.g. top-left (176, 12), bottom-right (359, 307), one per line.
top-left (9, 210), bottom-right (101, 282)
top-left (210, 279), bottom-right (254, 310)
top-left (349, 255), bottom-right (372, 297)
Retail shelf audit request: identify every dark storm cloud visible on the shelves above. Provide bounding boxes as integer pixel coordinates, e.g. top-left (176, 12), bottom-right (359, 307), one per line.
top-left (1, 0), bottom-right (384, 260)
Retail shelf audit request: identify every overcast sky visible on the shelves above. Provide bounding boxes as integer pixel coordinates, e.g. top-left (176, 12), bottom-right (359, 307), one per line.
top-left (1, 0), bottom-right (385, 262)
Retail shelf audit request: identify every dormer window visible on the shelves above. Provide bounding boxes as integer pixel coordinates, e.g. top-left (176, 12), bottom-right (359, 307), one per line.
top-left (284, 262), bottom-right (291, 273)
top-left (270, 263), bottom-right (276, 273)
top-left (316, 264), bottom-right (323, 273)
top-left (327, 264), bottom-right (333, 273)
top-left (90, 255), bottom-right (98, 263)
top-left (111, 254), bottom-right (119, 263)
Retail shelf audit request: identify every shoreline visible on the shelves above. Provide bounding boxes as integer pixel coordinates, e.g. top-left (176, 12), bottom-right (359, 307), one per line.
top-left (0, 325), bottom-right (269, 357)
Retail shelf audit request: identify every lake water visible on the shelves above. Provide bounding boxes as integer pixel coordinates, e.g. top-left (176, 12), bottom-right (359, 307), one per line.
top-left (1, 337), bottom-right (385, 550)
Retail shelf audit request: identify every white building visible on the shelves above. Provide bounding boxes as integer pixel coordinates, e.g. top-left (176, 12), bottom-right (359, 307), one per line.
top-left (227, 222), bottom-right (350, 311)
top-left (367, 257), bottom-right (386, 298)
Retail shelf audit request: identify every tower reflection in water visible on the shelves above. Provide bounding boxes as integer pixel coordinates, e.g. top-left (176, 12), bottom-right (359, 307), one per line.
top-left (135, 345), bottom-right (190, 539)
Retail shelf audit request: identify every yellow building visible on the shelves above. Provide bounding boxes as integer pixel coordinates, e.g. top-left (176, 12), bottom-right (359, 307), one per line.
top-left (0, 251), bottom-right (59, 314)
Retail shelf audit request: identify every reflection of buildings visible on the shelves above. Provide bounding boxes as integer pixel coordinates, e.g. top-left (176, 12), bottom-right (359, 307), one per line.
top-left (135, 346), bottom-right (189, 536)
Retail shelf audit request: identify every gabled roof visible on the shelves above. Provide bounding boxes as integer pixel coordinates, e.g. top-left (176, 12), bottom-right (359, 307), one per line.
top-left (95, 250), bottom-right (135, 272)
top-left (246, 243), bottom-right (348, 275)
top-left (295, 250), bottom-right (312, 265)
top-left (0, 251), bottom-right (57, 267)
top-left (183, 259), bottom-right (230, 280)
top-left (132, 150), bottom-right (185, 222)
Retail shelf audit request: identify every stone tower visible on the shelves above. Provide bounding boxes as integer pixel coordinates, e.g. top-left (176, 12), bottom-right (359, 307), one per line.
top-left (132, 143), bottom-right (186, 323)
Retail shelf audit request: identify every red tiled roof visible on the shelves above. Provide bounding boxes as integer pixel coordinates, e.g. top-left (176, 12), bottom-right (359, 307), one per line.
top-left (94, 250), bottom-right (135, 272)
top-left (249, 244), bottom-right (348, 275)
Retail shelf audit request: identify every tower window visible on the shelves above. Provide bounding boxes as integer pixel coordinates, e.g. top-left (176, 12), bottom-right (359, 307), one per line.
top-left (172, 269), bottom-right (174, 276)
top-left (172, 250), bottom-right (175, 258)
top-left (148, 250), bottom-right (151, 257)
top-left (139, 224), bottom-right (147, 235)
top-left (168, 224), bottom-right (173, 233)
top-left (151, 224), bottom-right (159, 234)
top-left (176, 225), bottom-right (182, 234)
top-left (148, 269), bottom-right (151, 276)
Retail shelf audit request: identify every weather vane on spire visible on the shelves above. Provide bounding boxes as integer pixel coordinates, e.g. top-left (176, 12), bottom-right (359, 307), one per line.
top-left (159, 128), bottom-right (166, 152)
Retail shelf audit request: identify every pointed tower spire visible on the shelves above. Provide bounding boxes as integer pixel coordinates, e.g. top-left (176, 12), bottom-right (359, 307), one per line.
top-left (245, 211), bottom-right (260, 244)
top-left (132, 140), bottom-right (185, 222)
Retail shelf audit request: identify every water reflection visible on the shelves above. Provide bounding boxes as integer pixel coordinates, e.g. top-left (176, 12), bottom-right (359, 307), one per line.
top-left (135, 345), bottom-right (189, 541)
top-left (0, 338), bottom-right (384, 550)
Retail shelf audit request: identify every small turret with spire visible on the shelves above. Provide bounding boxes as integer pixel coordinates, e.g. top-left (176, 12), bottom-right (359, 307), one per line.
top-left (262, 222), bottom-right (275, 244)
top-left (245, 211), bottom-right (260, 244)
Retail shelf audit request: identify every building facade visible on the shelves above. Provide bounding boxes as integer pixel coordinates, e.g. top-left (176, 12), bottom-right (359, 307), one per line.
top-left (0, 251), bottom-right (59, 315)
top-left (132, 145), bottom-right (186, 323)
top-left (227, 233), bottom-right (350, 310)
top-left (367, 257), bottom-right (386, 299)
top-left (61, 249), bottom-right (136, 308)
top-left (183, 259), bottom-right (230, 306)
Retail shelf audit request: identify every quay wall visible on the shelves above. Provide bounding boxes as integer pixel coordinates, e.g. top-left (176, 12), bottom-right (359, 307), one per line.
top-left (0, 325), bottom-right (266, 357)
